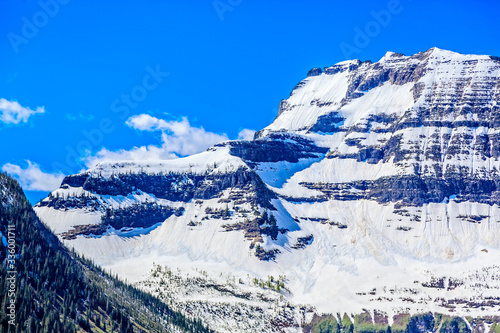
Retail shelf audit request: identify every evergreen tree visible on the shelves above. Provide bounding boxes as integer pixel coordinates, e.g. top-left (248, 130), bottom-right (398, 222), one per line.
top-left (0, 172), bottom-right (213, 333)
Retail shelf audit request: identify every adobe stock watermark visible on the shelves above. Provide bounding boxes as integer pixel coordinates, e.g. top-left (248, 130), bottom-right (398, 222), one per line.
top-left (51, 65), bottom-right (169, 174)
top-left (339, 0), bottom-right (410, 60)
top-left (7, 0), bottom-right (71, 54)
top-left (213, 0), bottom-right (243, 21)
top-left (5, 224), bottom-right (17, 326)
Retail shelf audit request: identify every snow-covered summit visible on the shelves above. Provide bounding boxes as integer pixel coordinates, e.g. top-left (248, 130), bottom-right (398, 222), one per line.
top-left (81, 145), bottom-right (249, 178)
top-left (259, 47), bottom-right (500, 137)
top-left (34, 48), bottom-right (500, 324)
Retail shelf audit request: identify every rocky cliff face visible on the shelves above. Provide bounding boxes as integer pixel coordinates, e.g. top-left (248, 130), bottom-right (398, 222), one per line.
top-left (256, 47), bottom-right (500, 207)
top-left (34, 48), bottom-right (500, 324)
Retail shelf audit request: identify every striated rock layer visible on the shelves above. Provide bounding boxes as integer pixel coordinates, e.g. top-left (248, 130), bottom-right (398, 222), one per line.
top-left (35, 48), bottom-right (500, 328)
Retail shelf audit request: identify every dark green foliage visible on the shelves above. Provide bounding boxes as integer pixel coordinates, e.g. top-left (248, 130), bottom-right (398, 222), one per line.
top-left (406, 313), bottom-right (434, 333)
top-left (204, 206), bottom-right (231, 220)
top-left (0, 172), bottom-right (212, 333)
top-left (258, 210), bottom-right (280, 240)
top-left (37, 191), bottom-right (102, 211)
top-left (434, 314), bottom-right (470, 333)
top-left (490, 322), bottom-right (500, 333)
top-left (390, 313), bottom-right (410, 333)
top-left (342, 313), bottom-right (354, 333)
top-left (353, 310), bottom-right (390, 333)
top-left (222, 206), bottom-right (230, 219)
top-left (311, 315), bottom-right (340, 333)
top-left (307, 312), bottom-right (473, 333)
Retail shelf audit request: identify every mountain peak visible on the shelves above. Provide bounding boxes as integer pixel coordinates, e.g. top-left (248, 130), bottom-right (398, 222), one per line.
top-left (421, 46), bottom-right (459, 58)
top-left (378, 47), bottom-right (463, 63)
top-left (34, 47), bottom-right (500, 325)
top-left (260, 48), bottom-right (500, 136)
top-left (378, 50), bottom-right (406, 62)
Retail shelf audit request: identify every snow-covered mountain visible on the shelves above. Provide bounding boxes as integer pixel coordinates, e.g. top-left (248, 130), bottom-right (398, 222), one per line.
top-left (35, 48), bottom-right (500, 331)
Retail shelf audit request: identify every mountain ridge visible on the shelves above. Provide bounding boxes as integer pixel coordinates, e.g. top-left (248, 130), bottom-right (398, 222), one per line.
top-left (0, 172), bottom-right (212, 332)
top-left (33, 48), bottom-right (500, 329)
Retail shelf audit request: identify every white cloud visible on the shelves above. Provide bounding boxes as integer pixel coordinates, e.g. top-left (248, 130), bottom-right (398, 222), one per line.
top-left (126, 114), bottom-right (229, 156)
top-left (0, 98), bottom-right (45, 124)
top-left (84, 114), bottom-right (229, 168)
top-left (237, 128), bottom-right (256, 140)
top-left (125, 114), bottom-right (164, 131)
top-left (2, 161), bottom-right (65, 191)
top-left (84, 146), bottom-right (178, 168)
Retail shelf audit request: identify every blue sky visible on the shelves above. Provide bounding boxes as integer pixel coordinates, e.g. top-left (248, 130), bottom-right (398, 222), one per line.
top-left (1, 0), bottom-right (499, 203)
